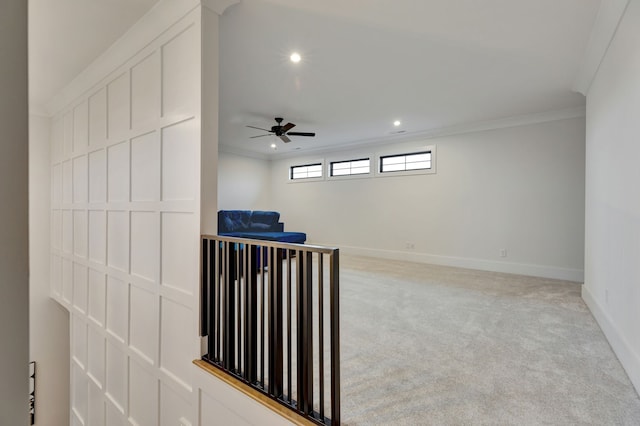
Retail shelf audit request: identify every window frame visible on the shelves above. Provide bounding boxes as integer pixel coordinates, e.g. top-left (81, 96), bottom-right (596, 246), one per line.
top-left (288, 161), bottom-right (325, 182)
top-left (375, 145), bottom-right (436, 177)
top-left (327, 157), bottom-right (372, 180)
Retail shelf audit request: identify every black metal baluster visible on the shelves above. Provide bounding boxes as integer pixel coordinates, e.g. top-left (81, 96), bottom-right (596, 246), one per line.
top-left (246, 244), bottom-right (258, 383)
top-left (207, 239), bottom-right (215, 362)
top-left (260, 246), bottom-right (266, 387)
top-left (287, 249), bottom-right (292, 404)
top-left (268, 247), bottom-right (284, 397)
top-left (297, 249), bottom-right (314, 415)
top-left (224, 242), bottom-right (237, 370)
top-left (216, 242), bottom-right (222, 362)
top-left (236, 243), bottom-right (242, 373)
top-left (330, 250), bottom-right (341, 426)
top-left (318, 253), bottom-right (325, 419)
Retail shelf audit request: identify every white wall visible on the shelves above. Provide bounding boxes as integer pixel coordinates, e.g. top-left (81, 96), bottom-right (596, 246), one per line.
top-left (45, 1), bottom-right (292, 425)
top-left (0, 0), bottom-right (30, 424)
top-left (49, 7), bottom-right (204, 423)
top-left (218, 151), bottom-right (271, 211)
top-left (29, 114), bottom-right (70, 425)
top-left (582, 0), bottom-right (640, 395)
top-left (270, 117), bottom-right (586, 281)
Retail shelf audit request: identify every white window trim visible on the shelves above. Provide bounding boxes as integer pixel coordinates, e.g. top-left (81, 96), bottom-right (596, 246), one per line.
top-left (287, 159), bottom-right (326, 183)
top-left (374, 145), bottom-right (436, 177)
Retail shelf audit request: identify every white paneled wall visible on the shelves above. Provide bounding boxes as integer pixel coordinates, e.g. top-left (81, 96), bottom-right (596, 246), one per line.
top-left (50, 9), bottom-right (202, 426)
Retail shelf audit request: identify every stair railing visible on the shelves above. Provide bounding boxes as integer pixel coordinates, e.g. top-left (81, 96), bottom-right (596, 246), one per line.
top-left (200, 235), bottom-right (340, 425)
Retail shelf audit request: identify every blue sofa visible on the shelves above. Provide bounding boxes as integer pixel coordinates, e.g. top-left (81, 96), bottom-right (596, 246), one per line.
top-left (217, 210), bottom-right (306, 244)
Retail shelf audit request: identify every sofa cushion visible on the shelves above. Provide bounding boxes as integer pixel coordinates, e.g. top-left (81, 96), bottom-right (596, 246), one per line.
top-left (218, 210), bottom-right (252, 232)
top-left (249, 210), bottom-right (280, 229)
top-left (250, 223), bottom-right (272, 231)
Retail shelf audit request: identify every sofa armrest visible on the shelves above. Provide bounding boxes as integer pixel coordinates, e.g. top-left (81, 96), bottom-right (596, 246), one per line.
top-left (274, 222), bottom-right (284, 232)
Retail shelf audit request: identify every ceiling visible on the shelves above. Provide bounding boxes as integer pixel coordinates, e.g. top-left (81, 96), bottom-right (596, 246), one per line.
top-left (28, 0), bottom-right (159, 111)
top-left (29, 0), bottom-right (601, 156)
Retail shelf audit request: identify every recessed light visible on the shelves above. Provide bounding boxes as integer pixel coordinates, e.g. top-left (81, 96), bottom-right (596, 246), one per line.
top-left (270, 143), bottom-right (277, 149)
top-left (290, 52), bottom-right (301, 63)
top-left (393, 120), bottom-right (401, 127)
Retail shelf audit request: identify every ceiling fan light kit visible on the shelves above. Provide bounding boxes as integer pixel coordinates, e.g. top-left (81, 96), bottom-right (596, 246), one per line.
top-left (247, 117), bottom-right (316, 143)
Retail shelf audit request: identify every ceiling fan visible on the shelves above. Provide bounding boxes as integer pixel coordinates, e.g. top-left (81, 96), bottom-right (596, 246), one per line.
top-left (247, 117), bottom-right (316, 143)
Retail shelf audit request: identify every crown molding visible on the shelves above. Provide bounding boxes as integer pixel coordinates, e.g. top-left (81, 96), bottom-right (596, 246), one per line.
top-left (266, 106), bottom-right (587, 161)
top-left (44, 0), bottom-right (202, 116)
top-left (573, 0), bottom-right (630, 96)
top-left (202, 0), bottom-right (240, 15)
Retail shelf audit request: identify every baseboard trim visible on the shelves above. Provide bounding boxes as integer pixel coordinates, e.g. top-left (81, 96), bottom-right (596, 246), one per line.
top-left (330, 245), bottom-right (584, 282)
top-left (582, 285), bottom-right (640, 396)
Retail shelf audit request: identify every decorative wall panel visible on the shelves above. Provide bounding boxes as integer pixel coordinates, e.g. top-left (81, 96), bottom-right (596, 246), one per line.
top-left (51, 8), bottom-right (204, 426)
top-left (73, 210), bottom-right (87, 258)
top-left (129, 284), bottom-right (158, 365)
top-left (88, 210), bottom-right (106, 264)
top-left (107, 141), bottom-right (130, 203)
top-left (131, 132), bottom-right (160, 202)
top-left (107, 73), bottom-right (130, 141)
top-left (87, 269), bottom-right (106, 327)
top-left (161, 212), bottom-right (196, 295)
top-left (87, 324), bottom-right (105, 387)
top-left (88, 88), bottom-right (107, 147)
top-left (129, 358), bottom-right (159, 425)
top-left (105, 341), bottom-right (127, 413)
top-left (72, 263), bottom-right (87, 313)
top-left (87, 380), bottom-right (105, 426)
top-left (161, 119), bottom-right (198, 201)
top-left (130, 211), bottom-right (159, 283)
top-left (131, 52), bottom-right (161, 129)
top-left (88, 149), bottom-right (106, 203)
top-left (72, 155), bottom-right (88, 203)
top-left (105, 276), bottom-right (128, 344)
top-left (107, 211), bottom-right (129, 272)
top-left (72, 363), bottom-right (89, 424)
top-left (160, 297), bottom-right (193, 390)
top-left (73, 100), bottom-right (89, 152)
top-left (162, 26), bottom-right (198, 118)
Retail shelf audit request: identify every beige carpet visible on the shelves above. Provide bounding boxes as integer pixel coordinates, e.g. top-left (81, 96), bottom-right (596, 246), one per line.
top-left (338, 255), bottom-right (640, 425)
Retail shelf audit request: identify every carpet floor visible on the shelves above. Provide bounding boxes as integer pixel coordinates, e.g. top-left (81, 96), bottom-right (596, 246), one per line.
top-left (338, 255), bottom-right (640, 425)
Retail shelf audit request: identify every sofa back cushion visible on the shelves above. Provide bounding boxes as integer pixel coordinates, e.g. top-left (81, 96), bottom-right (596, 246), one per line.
top-left (248, 210), bottom-right (280, 231)
top-left (218, 210), bottom-right (252, 232)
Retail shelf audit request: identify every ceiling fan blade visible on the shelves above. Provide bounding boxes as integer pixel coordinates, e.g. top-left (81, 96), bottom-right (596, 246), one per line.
top-left (280, 135), bottom-right (291, 143)
top-left (286, 132), bottom-right (316, 137)
top-left (281, 122), bottom-right (296, 132)
top-left (246, 125), bottom-right (272, 132)
top-left (250, 134), bottom-right (271, 138)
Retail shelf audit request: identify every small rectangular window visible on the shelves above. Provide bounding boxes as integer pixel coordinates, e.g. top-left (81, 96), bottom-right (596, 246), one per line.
top-left (380, 151), bottom-right (432, 173)
top-left (290, 163), bottom-right (323, 180)
top-left (330, 158), bottom-right (370, 177)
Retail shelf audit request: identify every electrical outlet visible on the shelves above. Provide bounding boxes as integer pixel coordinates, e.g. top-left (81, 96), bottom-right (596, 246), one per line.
top-left (499, 249), bottom-right (507, 258)
top-left (405, 242), bottom-right (415, 250)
